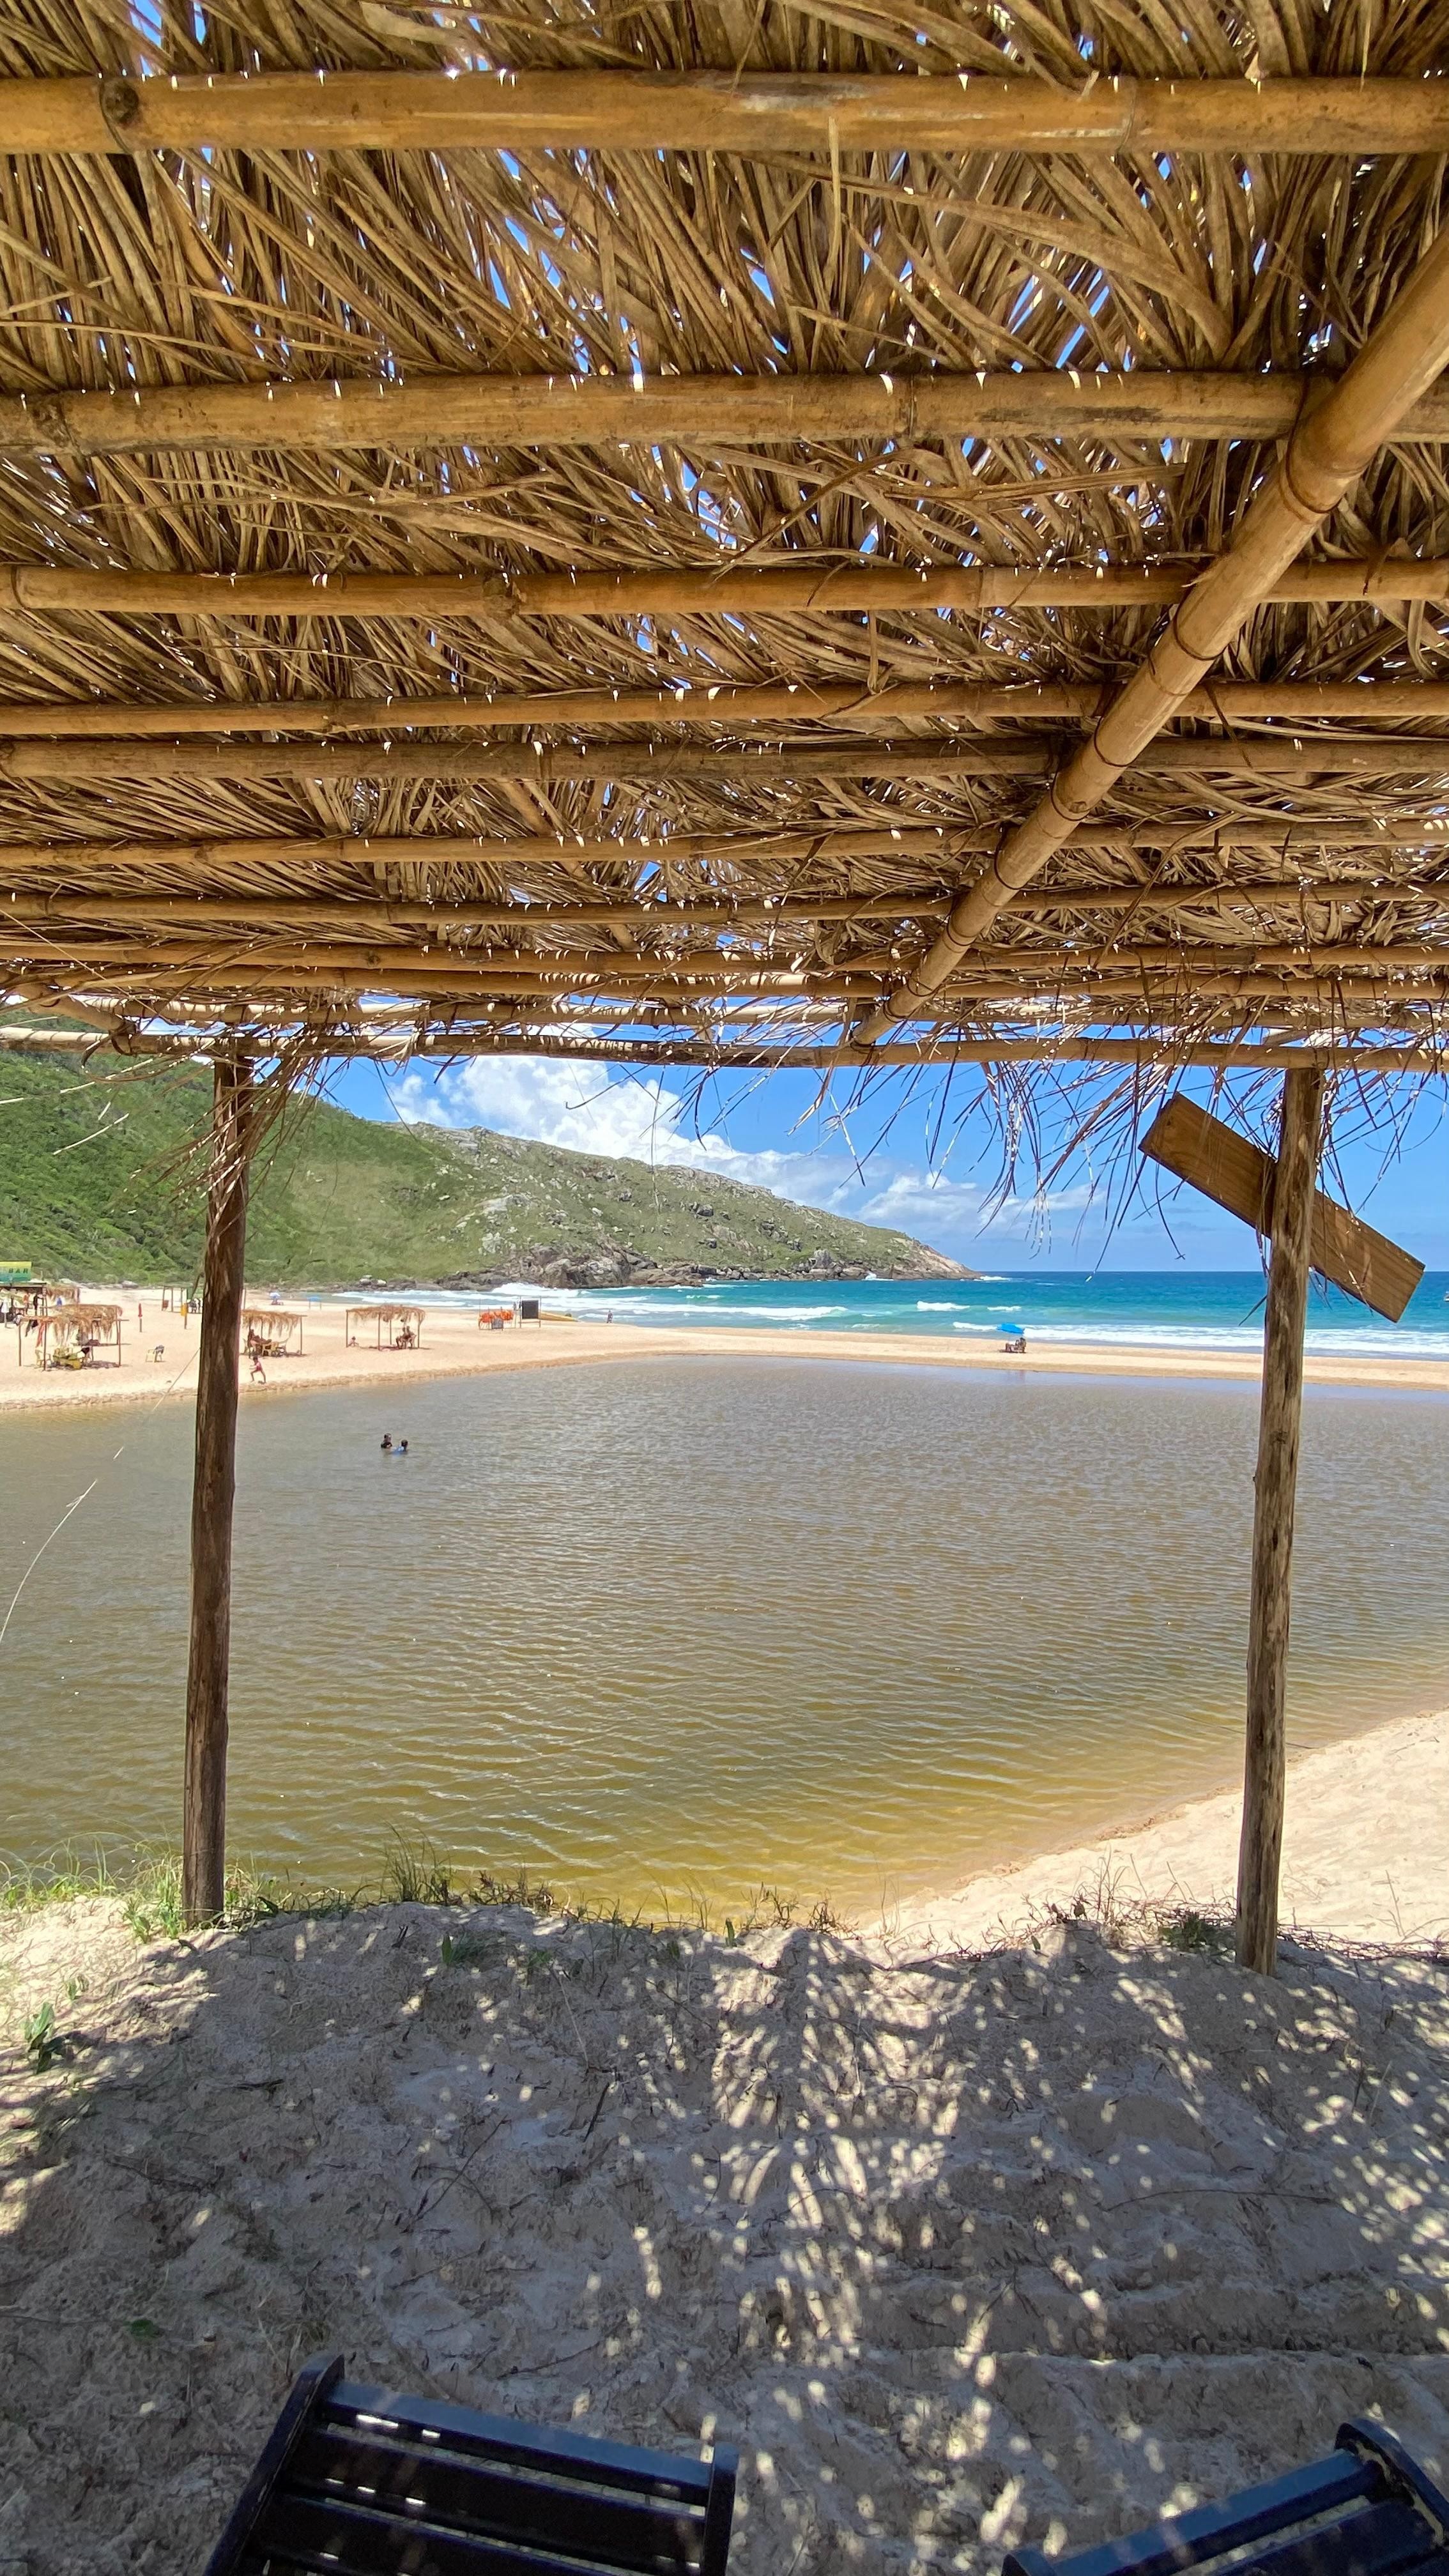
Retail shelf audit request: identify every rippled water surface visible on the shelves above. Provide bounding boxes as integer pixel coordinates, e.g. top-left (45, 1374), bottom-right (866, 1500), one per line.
top-left (1, 1360), bottom-right (1445, 1916)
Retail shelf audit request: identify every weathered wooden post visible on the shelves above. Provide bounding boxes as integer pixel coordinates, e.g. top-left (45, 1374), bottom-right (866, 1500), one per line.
top-left (1142, 1082), bottom-right (1421, 1978)
top-left (1235, 1068), bottom-right (1324, 1977)
top-left (182, 1052), bottom-right (256, 1928)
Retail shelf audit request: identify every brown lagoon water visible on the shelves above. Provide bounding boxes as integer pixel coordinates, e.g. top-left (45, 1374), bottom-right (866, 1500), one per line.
top-left (0, 1357), bottom-right (1445, 1919)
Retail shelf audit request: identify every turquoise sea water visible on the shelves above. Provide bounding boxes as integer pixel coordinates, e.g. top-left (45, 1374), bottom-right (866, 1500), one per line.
top-left (428, 1269), bottom-right (1449, 1361)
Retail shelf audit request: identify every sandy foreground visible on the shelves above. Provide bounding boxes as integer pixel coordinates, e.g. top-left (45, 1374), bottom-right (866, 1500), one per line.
top-left (1, 1716), bottom-right (1447, 2576)
top-left (3, 1287), bottom-right (1449, 1411)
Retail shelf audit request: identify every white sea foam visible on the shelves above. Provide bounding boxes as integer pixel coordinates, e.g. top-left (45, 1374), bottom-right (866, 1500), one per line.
top-left (1004, 1321), bottom-right (1449, 1360)
top-left (916, 1300), bottom-right (968, 1312)
top-left (606, 1297), bottom-right (850, 1323)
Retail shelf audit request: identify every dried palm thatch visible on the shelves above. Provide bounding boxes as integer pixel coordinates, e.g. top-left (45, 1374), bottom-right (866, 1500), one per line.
top-left (346, 1304), bottom-right (424, 1347)
top-left (0, 0), bottom-right (1448, 1105)
top-left (36, 1301), bottom-right (122, 1361)
top-left (241, 1306), bottom-right (303, 1348)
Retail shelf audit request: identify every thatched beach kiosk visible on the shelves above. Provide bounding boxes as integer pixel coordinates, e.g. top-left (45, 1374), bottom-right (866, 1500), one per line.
top-left (34, 1302), bottom-right (123, 1368)
top-left (1, 6), bottom-right (1447, 1964)
top-left (345, 1303), bottom-right (424, 1351)
top-left (240, 1307), bottom-right (305, 1359)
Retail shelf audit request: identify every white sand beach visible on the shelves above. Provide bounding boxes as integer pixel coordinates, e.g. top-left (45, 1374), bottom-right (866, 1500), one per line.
top-left (4, 1290), bottom-right (1449, 1413)
top-left (893, 1705), bottom-right (1449, 1956)
top-left (1, 1714), bottom-right (1446, 2575)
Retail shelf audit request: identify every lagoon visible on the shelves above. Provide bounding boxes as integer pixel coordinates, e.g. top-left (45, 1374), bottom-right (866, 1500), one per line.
top-left (1, 1356), bottom-right (1445, 1919)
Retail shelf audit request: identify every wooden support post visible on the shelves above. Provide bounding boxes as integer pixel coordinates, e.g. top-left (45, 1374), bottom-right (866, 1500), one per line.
top-left (1236, 1067), bottom-right (1326, 1977)
top-left (182, 1055), bottom-right (255, 1929)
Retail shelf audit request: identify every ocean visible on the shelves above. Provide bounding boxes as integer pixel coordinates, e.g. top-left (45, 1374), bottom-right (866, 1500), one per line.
top-left (397, 1269), bottom-right (1449, 1362)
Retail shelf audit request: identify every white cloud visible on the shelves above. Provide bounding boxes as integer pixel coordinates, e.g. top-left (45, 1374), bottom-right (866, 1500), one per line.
top-left (390, 1056), bottom-right (832, 1197)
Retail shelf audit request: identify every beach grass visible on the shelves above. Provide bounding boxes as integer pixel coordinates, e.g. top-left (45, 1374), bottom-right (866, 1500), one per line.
top-left (0, 1833), bottom-right (859, 1951)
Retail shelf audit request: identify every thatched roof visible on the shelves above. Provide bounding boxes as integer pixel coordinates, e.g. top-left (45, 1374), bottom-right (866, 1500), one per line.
top-left (1, 6), bottom-right (1448, 1082)
top-left (39, 1303), bottom-right (121, 1339)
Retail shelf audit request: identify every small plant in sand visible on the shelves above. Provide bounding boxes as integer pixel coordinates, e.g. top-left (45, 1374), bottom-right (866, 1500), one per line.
top-left (22, 2000), bottom-right (60, 2071)
top-left (474, 1865), bottom-right (558, 1914)
top-left (0, 1849), bottom-right (112, 1913)
top-left (1158, 1906), bottom-right (1227, 1954)
top-left (380, 1834), bottom-right (455, 1906)
top-left (121, 1850), bottom-right (358, 1940)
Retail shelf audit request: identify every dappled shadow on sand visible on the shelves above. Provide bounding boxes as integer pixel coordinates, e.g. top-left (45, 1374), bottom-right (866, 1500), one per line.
top-left (0, 1902), bottom-right (1446, 2573)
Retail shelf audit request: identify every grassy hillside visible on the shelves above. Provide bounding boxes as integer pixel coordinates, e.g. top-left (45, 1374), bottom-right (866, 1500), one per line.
top-left (0, 1041), bottom-right (967, 1286)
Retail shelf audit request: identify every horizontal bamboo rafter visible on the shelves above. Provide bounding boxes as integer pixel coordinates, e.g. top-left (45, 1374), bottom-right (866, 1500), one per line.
top-left (3, 1020), bottom-right (1441, 1075)
top-left (6, 69), bottom-right (1449, 160)
top-left (1, 733), bottom-right (1446, 786)
top-left (8, 677), bottom-right (1449, 742)
top-left (1, 822), bottom-right (1446, 885)
top-left (4, 557), bottom-right (1448, 625)
top-left (4, 878), bottom-right (1441, 933)
top-left (5, 370), bottom-right (1449, 461)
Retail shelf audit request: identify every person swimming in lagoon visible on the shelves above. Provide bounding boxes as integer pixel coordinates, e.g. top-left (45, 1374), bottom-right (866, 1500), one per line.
top-left (380, 1432), bottom-right (393, 1452)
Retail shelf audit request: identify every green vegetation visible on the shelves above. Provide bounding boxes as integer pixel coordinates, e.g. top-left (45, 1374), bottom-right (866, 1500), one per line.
top-left (0, 1837), bottom-right (850, 1951)
top-left (0, 1039), bottom-right (964, 1286)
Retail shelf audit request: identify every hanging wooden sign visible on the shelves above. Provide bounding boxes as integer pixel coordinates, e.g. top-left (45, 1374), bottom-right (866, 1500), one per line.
top-left (1140, 1092), bottom-right (1423, 1322)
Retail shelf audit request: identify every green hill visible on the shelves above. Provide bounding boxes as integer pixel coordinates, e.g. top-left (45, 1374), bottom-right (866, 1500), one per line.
top-left (0, 1039), bottom-right (969, 1287)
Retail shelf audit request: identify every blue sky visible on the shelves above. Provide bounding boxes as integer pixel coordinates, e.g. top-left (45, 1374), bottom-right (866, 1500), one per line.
top-left (326, 1050), bottom-right (1449, 1273)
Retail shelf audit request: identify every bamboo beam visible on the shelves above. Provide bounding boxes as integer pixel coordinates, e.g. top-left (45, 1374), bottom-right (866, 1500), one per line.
top-left (0, 953), bottom-right (882, 1000)
top-left (0, 825), bottom-right (965, 880)
top-left (4, 371), bottom-right (1449, 463)
top-left (6, 69), bottom-right (1449, 160)
top-left (1236, 1069), bottom-right (1325, 1977)
top-left (3, 1020), bottom-right (1442, 1073)
top-left (859, 215), bottom-right (1449, 1040)
top-left (5, 878), bottom-right (1443, 933)
top-left (0, 732), bottom-right (1446, 787)
top-left (1, 822), bottom-right (1447, 887)
top-left (0, 736), bottom-right (1055, 786)
top-left (4, 556), bottom-right (1449, 625)
top-left (9, 916), bottom-right (1447, 978)
top-left (8, 676), bottom-right (1449, 741)
top-left (182, 1055), bottom-right (254, 1931)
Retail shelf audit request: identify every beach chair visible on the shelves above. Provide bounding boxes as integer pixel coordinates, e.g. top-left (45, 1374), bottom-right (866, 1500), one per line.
top-left (202, 2350), bottom-right (738, 2576)
top-left (1004, 2421), bottom-right (1449, 2576)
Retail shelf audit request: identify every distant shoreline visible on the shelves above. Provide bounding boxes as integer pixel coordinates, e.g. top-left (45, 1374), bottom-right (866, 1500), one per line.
top-left (4, 1291), bottom-right (1449, 1413)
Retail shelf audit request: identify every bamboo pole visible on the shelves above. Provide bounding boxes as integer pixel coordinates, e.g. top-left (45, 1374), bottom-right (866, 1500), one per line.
top-left (2, 1020), bottom-right (1441, 1073)
top-left (0, 824), bottom-right (965, 878)
top-left (1236, 1068), bottom-right (1326, 1977)
top-left (15, 958), bottom-right (1448, 1015)
top-left (859, 217), bottom-right (1449, 1041)
top-left (4, 68), bottom-right (1449, 160)
top-left (0, 821), bottom-right (1446, 885)
top-left (7, 675), bottom-right (1449, 740)
top-left (3, 556), bottom-right (1448, 624)
top-left (3, 370), bottom-right (1449, 463)
top-left (3, 880), bottom-right (1441, 932)
top-left (182, 1055), bottom-right (255, 1930)
top-left (0, 732), bottom-right (1445, 788)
